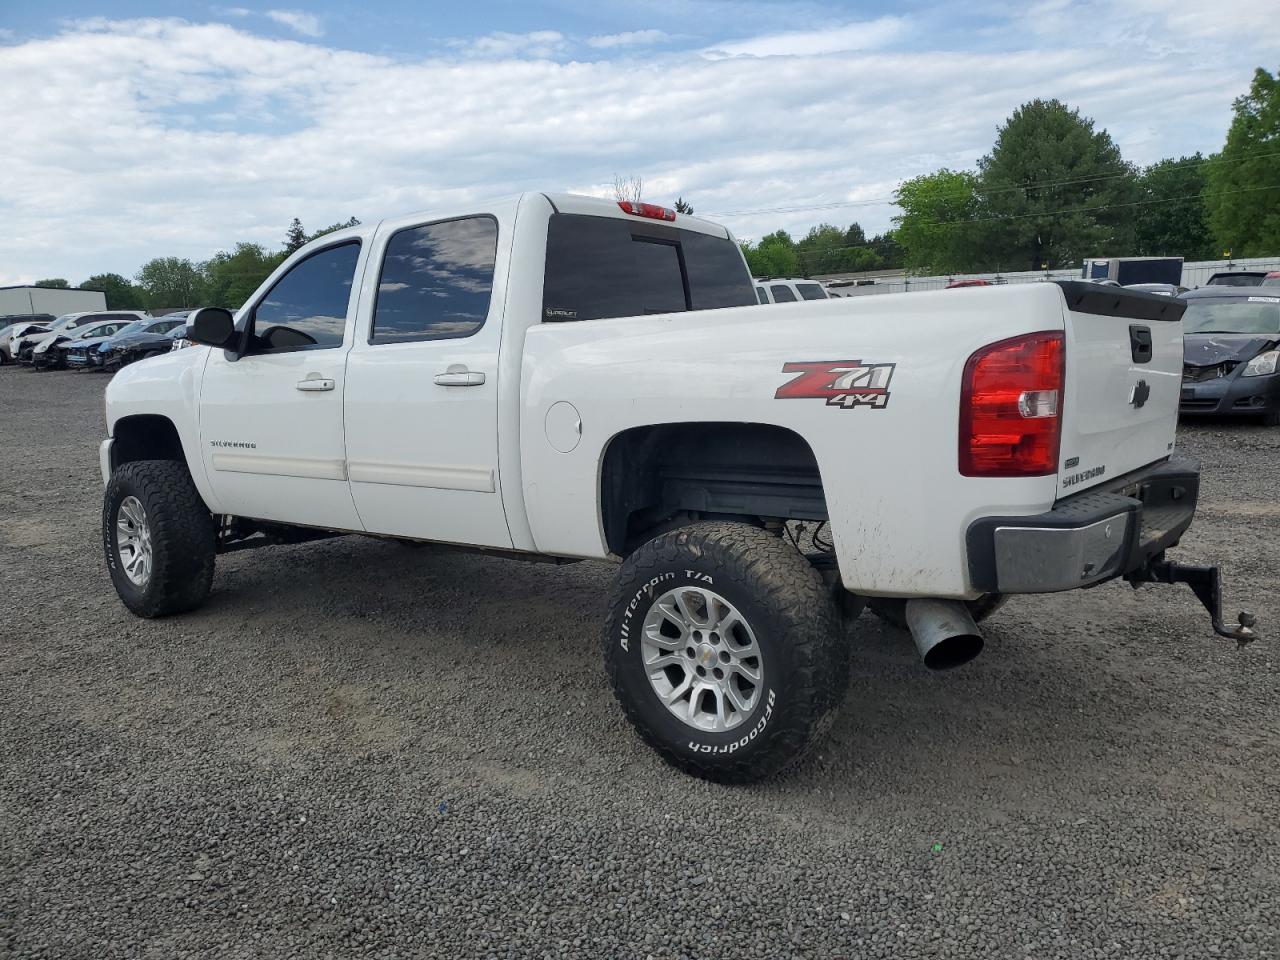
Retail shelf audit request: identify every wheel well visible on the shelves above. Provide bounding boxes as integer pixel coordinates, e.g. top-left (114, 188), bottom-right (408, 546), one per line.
top-left (111, 414), bottom-right (186, 469)
top-left (600, 422), bottom-right (827, 554)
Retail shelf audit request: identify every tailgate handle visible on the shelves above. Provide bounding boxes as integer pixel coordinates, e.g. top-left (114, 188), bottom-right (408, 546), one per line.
top-left (1129, 325), bottom-right (1152, 364)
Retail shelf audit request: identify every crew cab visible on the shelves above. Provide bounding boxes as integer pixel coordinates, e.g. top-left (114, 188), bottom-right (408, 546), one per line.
top-left (99, 193), bottom-right (1253, 782)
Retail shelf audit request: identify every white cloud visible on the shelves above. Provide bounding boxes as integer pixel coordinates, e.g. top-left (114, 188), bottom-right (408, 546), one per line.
top-left (265, 9), bottom-right (323, 38)
top-left (454, 30), bottom-right (567, 59)
top-left (703, 17), bottom-right (907, 58)
top-left (587, 29), bottom-right (671, 49)
top-left (0, 13), bottom-right (1269, 284)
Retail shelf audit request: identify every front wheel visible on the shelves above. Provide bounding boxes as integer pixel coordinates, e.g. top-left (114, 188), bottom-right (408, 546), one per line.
top-left (604, 521), bottom-right (846, 783)
top-left (103, 460), bottom-right (216, 617)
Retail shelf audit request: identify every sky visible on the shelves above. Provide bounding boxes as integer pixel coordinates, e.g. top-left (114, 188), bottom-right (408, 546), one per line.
top-left (0, 0), bottom-right (1276, 285)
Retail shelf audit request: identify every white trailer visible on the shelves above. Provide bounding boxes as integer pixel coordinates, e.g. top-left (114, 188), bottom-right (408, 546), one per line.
top-left (0, 285), bottom-right (107, 318)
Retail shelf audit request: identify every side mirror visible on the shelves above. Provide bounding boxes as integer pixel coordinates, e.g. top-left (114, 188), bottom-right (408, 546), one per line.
top-left (188, 307), bottom-right (237, 350)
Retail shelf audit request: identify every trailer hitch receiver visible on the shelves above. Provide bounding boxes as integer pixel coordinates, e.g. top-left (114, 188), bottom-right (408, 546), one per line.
top-left (1126, 554), bottom-right (1257, 647)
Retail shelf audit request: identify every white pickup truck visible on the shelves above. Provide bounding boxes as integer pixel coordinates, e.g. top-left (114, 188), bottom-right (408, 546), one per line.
top-left (100, 193), bottom-right (1254, 782)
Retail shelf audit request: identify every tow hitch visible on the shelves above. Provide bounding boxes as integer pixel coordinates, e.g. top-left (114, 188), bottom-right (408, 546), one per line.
top-left (1126, 555), bottom-right (1258, 647)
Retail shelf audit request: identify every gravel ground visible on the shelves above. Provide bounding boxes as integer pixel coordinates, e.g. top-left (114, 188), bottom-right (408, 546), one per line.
top-left (2, 368), bottom-right (1278, 960)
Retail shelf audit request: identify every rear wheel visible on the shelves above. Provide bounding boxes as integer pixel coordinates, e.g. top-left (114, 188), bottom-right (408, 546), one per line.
top-left (604, 521), bottom-right (846, 783)
top-left (103, 460), bottom-right (216, 617)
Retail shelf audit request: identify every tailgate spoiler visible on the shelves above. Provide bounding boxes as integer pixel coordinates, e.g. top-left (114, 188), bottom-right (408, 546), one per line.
top-left (1055, 281), bottom-right (1187, 322)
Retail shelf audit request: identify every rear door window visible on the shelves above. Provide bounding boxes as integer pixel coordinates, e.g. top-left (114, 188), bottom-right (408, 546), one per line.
top-left (796, 283), bottom-right (827, 301)
top-left (372, 216), bottom-right (498, 343)
top-left (770, 284), bottom-right (797, 303)
top-left (542, 214), bottom-right (755, 322)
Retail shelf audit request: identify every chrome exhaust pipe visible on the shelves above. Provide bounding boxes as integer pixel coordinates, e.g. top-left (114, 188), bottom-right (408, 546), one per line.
top-left (904, 599), bottom-right (984, 670)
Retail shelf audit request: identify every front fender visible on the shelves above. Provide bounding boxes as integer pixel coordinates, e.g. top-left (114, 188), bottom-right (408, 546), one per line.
top-left (104, 348), bottom-right (221, 512)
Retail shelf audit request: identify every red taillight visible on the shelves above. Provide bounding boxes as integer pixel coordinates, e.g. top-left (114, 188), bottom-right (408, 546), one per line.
top-left (959, 331), bottom-right (1064, 477)
top-left (617, 200), bottom-right (677, 222)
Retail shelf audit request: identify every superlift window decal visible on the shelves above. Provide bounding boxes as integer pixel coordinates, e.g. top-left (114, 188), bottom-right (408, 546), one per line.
top-left (774, 360), bottom-right (896, 409)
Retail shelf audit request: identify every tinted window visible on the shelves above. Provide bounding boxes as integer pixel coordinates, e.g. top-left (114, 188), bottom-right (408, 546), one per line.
top-left (372, 217), bottom-right (498, 343)
top-left (249, 242), bottom-right (360, 352)
top-left (680, 230), bottom-right (756, 310)
top-left (756, 287), bottom-right (769, 304)
top-left (796, 283), bottom-right (827, 301)
top-left (770, 284), bottom-right (797, 303)
top-left (543, 214), bottom-right (755, 322)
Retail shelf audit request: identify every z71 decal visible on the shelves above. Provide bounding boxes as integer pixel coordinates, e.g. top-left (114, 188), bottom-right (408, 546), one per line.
top-left (774, 360), bottom-right (896, 409)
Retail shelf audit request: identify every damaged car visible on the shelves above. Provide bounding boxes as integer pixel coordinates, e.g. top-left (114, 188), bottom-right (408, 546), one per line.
top-left (33, 318), bottom-right (138, 370)
top-left (99, 314), bottom-right (191, 370)
top-left (1179, 287), bottom-right (1280, 426)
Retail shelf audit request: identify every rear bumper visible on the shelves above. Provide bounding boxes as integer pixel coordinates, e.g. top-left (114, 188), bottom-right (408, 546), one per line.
top-left (1180, 372), bottom-right (1280, 416)
top-left (966, 457), bottom-right (1199, 594)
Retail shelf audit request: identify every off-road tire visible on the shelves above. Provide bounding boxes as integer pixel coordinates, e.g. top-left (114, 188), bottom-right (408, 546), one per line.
top-left (103, 459), bottom-right (216, 618)
top-left (867, 593), bottom-right (1008, 628)
top-left (604, 521), bottom-right (846, 783)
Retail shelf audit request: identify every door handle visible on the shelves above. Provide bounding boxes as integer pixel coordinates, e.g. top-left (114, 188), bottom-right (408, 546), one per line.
top-left (296, 377), bottom-right (335, 392)
top-left (434, 367), bottom-right (485, 387)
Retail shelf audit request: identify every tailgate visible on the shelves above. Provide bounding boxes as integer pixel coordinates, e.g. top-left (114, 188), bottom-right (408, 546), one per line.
top-left (1055, 281), bottom-right (1185, 498)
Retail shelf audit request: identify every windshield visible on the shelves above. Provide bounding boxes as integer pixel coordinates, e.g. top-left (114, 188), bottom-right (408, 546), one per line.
top-left (1182, 297), bottom-right (1280, 335)
top-left (112, 321), bottom-right (146, 338)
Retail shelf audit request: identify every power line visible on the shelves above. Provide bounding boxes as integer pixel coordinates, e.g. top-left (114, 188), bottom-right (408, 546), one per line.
top-left (708, 149), bottom-right (1280, 220)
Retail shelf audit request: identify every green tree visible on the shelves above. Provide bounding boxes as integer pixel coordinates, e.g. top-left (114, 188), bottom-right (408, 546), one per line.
top-left (308, 216), bottom-right (361, 242)
top-left (1206, 67), bottom-right (1280, 257)
top-left (674, 197), bottom-right (694, 214)
top-left (893, 169), bottom-right (986, 274)
top-left (135, 257), bottom-right (206, 309)
top-left (1132, 155), bottom-right (1215, 260)
top-left (795, 223), bottom-right (882, 274)
top-left (977, 99), bottom-right (1136, 270)
top-left (868, 232), bottom-right (902, 269)
top-left (284, 217), bottom-right (308, 253)
top-left (79, 273), bottom-right (146, 310)
top-left (34, 278), bottom-right (69, 288)
top-left (741, 230), bottom-right (800, 277)
top-left (202, 243), bottom-right (288, 310)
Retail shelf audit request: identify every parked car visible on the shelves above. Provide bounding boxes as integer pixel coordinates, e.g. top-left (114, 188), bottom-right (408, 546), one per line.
top-left (1125, 283), bottom-right (1187, 297)
top-left (1262, 271), bottom-right (1280, 287)
top-left (754, 278), bottom-right (829, 304)
top-left (1178, 288), bottom-right (1280, 425)
top-left (33, 318), bottom-right (138, 370)
top-left (1204, 271), bottom-right (1267, 287)
top-left (12, 311), bottom-right (149, 365)
top-left (98, 192), bottom-right (1249, 783)
top-left (99, 314), bottom-right (191, 370)
top-left (0, 319), bottom-right (52, 364)
top-left (169, 321), bottom-right (195, 351)
top-left (67, 318), bottom-right (162, 370)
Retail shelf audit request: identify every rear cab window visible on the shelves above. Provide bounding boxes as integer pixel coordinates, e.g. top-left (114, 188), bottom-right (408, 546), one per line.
top-left (542, 214), bottom-right (755, 322)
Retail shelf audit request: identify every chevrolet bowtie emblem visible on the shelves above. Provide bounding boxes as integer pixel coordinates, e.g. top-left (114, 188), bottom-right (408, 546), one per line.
top-left (1130, 379), bottom-right (1150, 409)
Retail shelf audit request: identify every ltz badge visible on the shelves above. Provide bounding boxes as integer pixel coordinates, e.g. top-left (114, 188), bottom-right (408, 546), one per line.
top-left (774, 360), bottom-right (896, 409)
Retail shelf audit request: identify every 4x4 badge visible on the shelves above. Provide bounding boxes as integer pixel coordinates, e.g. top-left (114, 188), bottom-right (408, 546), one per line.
top-left (775, 360), bottom-right (896, 409)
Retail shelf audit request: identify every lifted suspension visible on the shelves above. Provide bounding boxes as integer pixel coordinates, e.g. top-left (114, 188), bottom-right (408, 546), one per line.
top-left (1126, 554), bottom-right (1258, 647)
